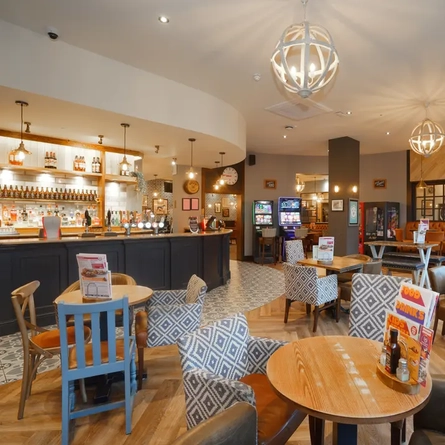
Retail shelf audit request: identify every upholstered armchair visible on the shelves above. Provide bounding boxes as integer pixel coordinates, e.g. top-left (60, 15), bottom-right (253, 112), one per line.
top-left (409, 375), bottom-right (445, 445)
top-left (349, 273), bottom-right (411, 342)
top-left (428, 266), bottom-right (445, 340)
top-left (177, 313), bottom-right (306, 445)
top-left (284, 239), bottom-right (305, 264)
top-left (170, 402), bottom-right (256, 445)
top-left (135, 274), bottom-right (207, 389)
top-left (283, 263), bottom-right (339, 332)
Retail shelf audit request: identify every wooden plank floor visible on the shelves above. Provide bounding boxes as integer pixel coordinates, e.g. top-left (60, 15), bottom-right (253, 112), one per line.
top-left (1, 289), bottom-right (444, 444)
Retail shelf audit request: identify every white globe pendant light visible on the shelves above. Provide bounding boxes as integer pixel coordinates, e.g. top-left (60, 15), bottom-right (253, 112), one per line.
top-left (271, 0), bottom-right (339, 98)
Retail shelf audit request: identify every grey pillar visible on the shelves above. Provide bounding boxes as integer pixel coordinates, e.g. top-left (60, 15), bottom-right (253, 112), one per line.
top-left (328, 137), bottom-right (360, 256)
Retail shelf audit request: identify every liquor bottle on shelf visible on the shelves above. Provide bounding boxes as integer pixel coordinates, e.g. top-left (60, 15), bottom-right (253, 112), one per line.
top-left (2, 185), bottom-right (6, 198)
top-left (30, 186), bottom-right (35, 199)
top-left (73, 156), bottom-right (78, 171)
top-left (19, 186), bottom-right (24, 199)
top-left (45, 151), bottom-right (49, 168)
top-left (14, 186), bottom-right (19, 199)
top-left (25, 186), bottom-right (30, 199)
top-left (92, 157), bottom-right (96, 173)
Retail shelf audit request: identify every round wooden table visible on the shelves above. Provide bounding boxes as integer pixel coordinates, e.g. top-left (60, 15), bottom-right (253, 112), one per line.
top-left (54, 284), bottom-right (153, 306)
top-left (267, 336), bottom-right (432, 445)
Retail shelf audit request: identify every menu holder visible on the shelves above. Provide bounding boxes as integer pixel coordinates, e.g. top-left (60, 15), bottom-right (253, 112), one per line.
top-left (76, 253), bottom-right (112, 301)
top-left (317, 236), bottom-right (334, 264)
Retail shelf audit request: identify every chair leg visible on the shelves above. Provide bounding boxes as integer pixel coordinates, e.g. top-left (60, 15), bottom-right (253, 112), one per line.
top-left (433, 310), bottom-right (439, 342)
top-left (442, 318), bottom-right (445, 336)
top-left (402, 418), bottom-right (406, 443)
top-left (284, 299), bottom-right (291, 323)
top-left (61, 379), bottom-right (70, 445)
top-left (336, 297), bottom-right (340, 323)
top-left (313, 306), bottom-right (319, 333)
top-left (137, 347), bottom-right (145, 390)
top-left (306, 303), bottom-right (311, 315)
top-left (18, 352), bottom-right (30, 420)
top-left (79, 379), bottom-right (87, 403)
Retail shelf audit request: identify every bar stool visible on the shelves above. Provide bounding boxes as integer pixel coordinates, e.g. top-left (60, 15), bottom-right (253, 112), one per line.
top-left (259, 236), bottom-right (276, 265)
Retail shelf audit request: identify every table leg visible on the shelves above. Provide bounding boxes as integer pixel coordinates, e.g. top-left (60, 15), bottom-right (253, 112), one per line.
top-left (390, 420), bottom-right (404, 445)
top-left (332, 423), bottom-right (357, 445)
top-left (309, 416), bottom-right (325, 445)
top-left (417, 247), bottom-right (432, 289)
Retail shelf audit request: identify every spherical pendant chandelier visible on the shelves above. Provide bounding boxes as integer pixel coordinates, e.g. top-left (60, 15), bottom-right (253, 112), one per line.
top-left (295, 174), bottom-right (305, 193)
top-left (271, 0), bottom-right (339, 99)
top-left (409, 117), bottom-right (445, 158)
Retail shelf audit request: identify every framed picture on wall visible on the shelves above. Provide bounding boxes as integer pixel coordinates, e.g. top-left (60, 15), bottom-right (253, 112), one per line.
top-left (331, 199), bottom-right (344, 212)
top-left (153, 198), bottom-right (168, 215)
top-left (214, 202), bottom-right (221, 213)
top-left (373, 179), bottom-right (387, 189)
top-left (349, 199), bottom-right (359, 226)
top-left (182, 198), bottom-right (191, 211)
top-left (264, 179), bottom-right (277, 189)
top-left (222, 208), bottom-right (230, 217)
top-left (191, 198), bottom-right (199, 211)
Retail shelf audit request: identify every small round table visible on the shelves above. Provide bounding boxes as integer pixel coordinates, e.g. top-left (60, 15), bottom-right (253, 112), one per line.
top-left (267, 336), bottom-right (432, 445)
top-left (54, 284), bottom-right (153, 306)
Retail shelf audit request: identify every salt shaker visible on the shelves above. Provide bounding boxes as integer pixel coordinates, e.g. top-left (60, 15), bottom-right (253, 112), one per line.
top-left (379, 345), bottom-right (387, 367)
top-left (396, 358), bottom-right (410, 382)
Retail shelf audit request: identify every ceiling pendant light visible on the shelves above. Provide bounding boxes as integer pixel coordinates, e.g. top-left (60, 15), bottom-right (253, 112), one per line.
top-left (213, 161), bottom-right (221, 190)
top-left (12, 100), bottom-right (32, 161)
top-left (218, 152), bottom-right (226, 186)
top-left (416, 155), bottom-right (427, 190)
top-left (186, 138), bottom-right (197, 179)
top-left (295, 174), bottom-right (305, 193)
top-left (271, 0), bottom-right (339, 98)
top-left (119, 123), bottom-right (131, 176)
top-left (409, 104), bottom-right (445, 158)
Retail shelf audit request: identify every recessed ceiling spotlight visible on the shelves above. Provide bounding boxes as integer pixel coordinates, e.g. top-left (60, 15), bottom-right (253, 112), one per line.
top-left (386, 131), bottom-right (390, 135)
top-left (346, 111), bottom-right (352, 115)
top-left (158, 16), bottom-right (169, 24)
top-left (285, 125), bottom-right (294, 130)
top-left (283, 135), bottom-right (287, 139)
top-left (253, 73), bottom-right (261, 82)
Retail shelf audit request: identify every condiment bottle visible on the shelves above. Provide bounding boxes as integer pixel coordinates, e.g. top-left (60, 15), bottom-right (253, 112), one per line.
top-left (385, 328), bottom-right (401, 374)
top-left (380, 345), bottom-right (387, 367)
top-left (396, 358), bottom-right (410, 382)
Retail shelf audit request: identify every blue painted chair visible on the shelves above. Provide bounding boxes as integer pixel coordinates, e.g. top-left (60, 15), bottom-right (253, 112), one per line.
top-left (57, 297), bottom-right (136, 445)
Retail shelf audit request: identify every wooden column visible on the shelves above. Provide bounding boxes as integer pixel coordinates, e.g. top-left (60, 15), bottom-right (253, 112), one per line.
top-left (328, 137), bottom-right (360, 256)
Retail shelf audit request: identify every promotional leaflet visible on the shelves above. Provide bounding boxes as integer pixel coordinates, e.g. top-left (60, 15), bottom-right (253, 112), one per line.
top-left (317, 237), bottom-right (334, 262)
top-left (416, 219), bottom-right (429, 244)
top-left (76, 253), bottom-right (112, 299)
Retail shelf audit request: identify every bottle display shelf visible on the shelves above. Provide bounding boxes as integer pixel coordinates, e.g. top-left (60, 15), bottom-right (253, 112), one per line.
top-left (0, 164), bottom-right (102, 179)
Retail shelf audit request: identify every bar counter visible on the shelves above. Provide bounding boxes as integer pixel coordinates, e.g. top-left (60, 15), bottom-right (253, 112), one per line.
top-left (0, 229), bottom-right (231, 335)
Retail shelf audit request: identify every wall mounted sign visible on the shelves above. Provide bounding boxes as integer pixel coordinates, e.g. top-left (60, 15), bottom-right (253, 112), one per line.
top-left (373, 179), bottom-right (387, 189)
top-left (331, 199), bottom-right (344, 212)
top-left (264, 179), bottom-right (277, 189)
top-left (349, 199), bottom-right (359, 226)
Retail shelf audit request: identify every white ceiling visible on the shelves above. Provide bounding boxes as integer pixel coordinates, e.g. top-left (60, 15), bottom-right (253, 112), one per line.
top-left (2, 0), bottom-right (445, 176)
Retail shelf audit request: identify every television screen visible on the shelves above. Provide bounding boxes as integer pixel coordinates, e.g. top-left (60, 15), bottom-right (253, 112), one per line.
top-left (279, 212), bottom-right (301, 226)
top-left (254, 201), bottom-right (273, 214)
top-left (278, 197), bottom-right (301, 212)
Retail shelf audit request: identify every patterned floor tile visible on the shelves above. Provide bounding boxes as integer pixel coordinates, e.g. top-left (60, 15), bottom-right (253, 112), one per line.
top-left (0, 260), bottom-right (284, 385)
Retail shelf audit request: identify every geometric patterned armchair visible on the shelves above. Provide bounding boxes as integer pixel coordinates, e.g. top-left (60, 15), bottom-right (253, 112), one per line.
top-left (177, 313), bottom-right (307, 444)
top-left (135, 274), bottom-right (207, 390)
top-left (283, 263), bottom-right (339, 332)
top-left (348, 273), bottom-right (411, 342)
top-left (284, 239), bottom-right (305, 264)
top-left (145, 274), bottom-right (207, 348)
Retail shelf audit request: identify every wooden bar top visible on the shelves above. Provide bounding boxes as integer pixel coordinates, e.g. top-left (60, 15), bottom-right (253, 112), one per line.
top-left (0, 229), bottom-right (233, 246)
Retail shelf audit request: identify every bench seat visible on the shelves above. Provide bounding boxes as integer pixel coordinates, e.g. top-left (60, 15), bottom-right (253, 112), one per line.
top-left (382, 259), bottom-right (425, 271)
top-left (383, 251), bottom-right (445, 266)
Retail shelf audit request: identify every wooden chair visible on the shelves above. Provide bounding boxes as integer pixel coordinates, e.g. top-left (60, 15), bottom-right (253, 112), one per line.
top-left (283, 263), bottom-right (340, 332)
top-left (57, 296), bottom-right (136, 445)
top-left (11, 280), bottom-right (91, 420)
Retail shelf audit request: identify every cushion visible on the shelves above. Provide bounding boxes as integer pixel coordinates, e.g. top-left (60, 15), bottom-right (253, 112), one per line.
top-left (186, 275), bottom-right (206, 304)
top-left (409, 429), bottom-right (445, 445)
top-left (239, 373), bottom-right (306, 445)
top-left (32, 325), bottom-right (90, 349)
top-left (135, 310), bottom-right (148, 347)
top-left (68, 338), bottom-right (127, 369)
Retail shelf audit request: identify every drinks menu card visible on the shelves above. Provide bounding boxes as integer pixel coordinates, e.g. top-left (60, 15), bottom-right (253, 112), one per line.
top-left (383, 282), bottom-right (438, 386)
top-left (317, 237), bottom-right (334, 262)
top-left (416, 219), bottom-right (429, 244)
top-left (76, 253), bottom-right (112, 300)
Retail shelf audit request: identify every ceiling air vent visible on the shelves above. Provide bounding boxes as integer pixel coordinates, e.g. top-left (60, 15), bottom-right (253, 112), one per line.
top-left (265, 98), bottom-right (332, 121)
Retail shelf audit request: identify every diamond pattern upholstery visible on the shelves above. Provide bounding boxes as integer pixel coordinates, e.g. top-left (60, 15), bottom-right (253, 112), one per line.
top-left (145, 274), bottom-right (207, 347)
top-left (177, 313), bottom-right (287, 430)
top-left (348, 273), bottom-right (411, 342)
top-left (285, 240), bottom-right (305, 264)
top-left (283, 262), bottom-right (339, 332)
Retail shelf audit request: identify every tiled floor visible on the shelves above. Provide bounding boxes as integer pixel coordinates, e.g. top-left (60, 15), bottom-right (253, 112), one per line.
top-left (0, 259), bottom-right (284, 385)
